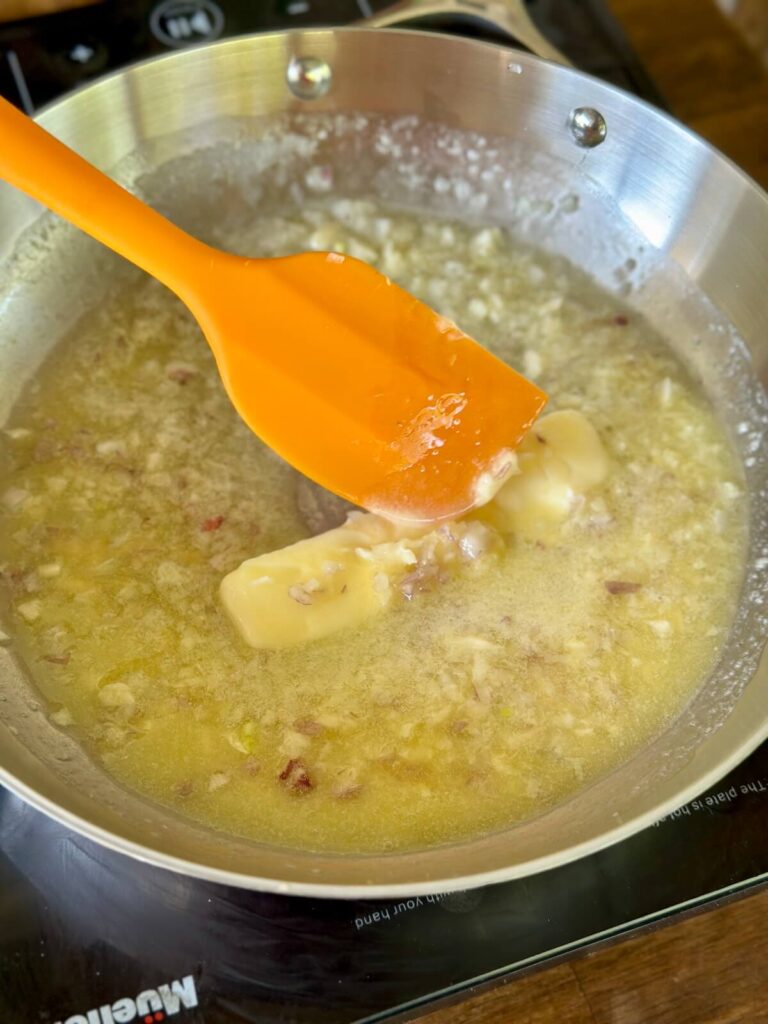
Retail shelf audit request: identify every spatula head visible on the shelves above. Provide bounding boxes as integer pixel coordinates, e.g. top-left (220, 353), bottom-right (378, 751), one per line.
top-left (195, 250), bottom-right (547, 523)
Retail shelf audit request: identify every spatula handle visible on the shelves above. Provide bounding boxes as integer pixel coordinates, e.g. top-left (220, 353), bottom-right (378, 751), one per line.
top-left (0, 95), bottom-right (210, 299)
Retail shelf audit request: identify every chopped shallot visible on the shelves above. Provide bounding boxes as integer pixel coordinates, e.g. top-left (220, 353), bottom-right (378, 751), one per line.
top-left (43, 652), bottom-right (70, 665)
top-left (166, 363), bottom-right (196, 383)
top-left (288, 584), bottom-right (314, 606)
top-left (458, 523), bottom-right (495, 561)
top-left (293, 718), bottom-right (324, 736)
top-left (604, 580), bottom-right (641, 595)
top-left (333, 783), bottom-right (364, 799)
top-left (279, 758), bottom-right (313, 792)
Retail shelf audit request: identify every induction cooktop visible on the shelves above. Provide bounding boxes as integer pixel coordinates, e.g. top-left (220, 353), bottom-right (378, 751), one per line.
top-left (3, 750), bottom-right (768, 1023)
top-left (0, 0), bottom-right (664, 114)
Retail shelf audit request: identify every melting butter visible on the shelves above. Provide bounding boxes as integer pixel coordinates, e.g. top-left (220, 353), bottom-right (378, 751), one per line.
top-left (221, 410), bottom-right (608, 649)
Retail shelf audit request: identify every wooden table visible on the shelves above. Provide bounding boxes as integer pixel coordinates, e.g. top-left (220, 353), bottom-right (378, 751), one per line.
top-left (419, 2), bottom-right (768, 1021)
top-left (610, 0), bottom-right (768, 189)
top-left (420, 888), bottom-right (768, 1023)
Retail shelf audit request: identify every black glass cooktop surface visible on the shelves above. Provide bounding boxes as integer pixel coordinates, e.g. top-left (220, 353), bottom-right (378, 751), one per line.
top-left (3, 3), bottom-right (759, 1024)
top-left (2, 746), bottom-right (768, 1023)
top-left (0, 0), bottom-right (664, 113)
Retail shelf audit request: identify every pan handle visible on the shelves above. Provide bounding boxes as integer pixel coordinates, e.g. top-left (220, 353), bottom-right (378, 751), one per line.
top-left (358, 0), bottom-right (571, 66)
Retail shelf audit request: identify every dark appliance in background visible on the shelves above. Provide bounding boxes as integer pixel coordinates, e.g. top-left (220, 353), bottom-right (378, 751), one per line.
top-left (0, 0), bottom-right (664, 112)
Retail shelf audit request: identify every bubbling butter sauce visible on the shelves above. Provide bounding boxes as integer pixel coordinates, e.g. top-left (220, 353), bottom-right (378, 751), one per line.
top-left (0, 200), bottom-right (747, 854)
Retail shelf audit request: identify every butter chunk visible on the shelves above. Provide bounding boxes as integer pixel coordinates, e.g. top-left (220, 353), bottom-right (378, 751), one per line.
top-left (221, 515), bottom-right (428, 649)
top-left (222, 410), bottom-right (608, 649)
top-left (493, 410), bottom-right (608, 538)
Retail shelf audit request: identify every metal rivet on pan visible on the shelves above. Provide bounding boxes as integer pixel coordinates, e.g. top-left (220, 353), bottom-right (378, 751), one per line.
top-left (286, 56), bottom-right (332, 100)
top-left (568, 107), bottom-right (607, 148)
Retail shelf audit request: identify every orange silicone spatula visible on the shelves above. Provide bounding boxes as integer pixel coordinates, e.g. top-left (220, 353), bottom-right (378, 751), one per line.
top-left (0, 96), bottom-right (547, 523)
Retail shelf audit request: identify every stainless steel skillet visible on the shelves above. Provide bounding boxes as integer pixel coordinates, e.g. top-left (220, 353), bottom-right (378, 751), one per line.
top-left (0, 2), bottom-right (766, 897)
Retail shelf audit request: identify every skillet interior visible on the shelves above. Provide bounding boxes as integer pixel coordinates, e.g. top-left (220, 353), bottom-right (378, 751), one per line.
top-left (0, 30), bottom-right (767, 896)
